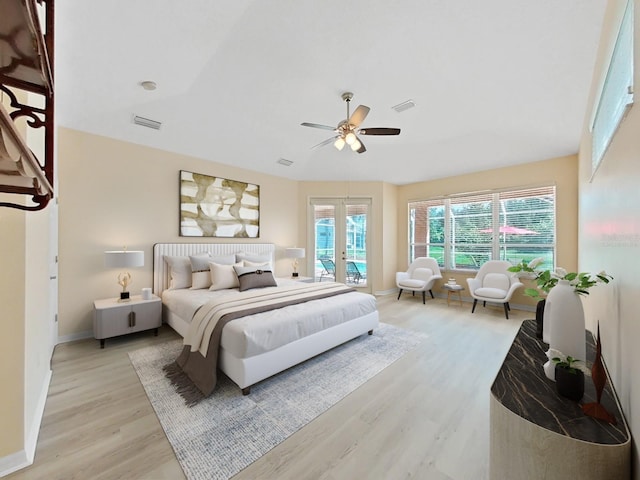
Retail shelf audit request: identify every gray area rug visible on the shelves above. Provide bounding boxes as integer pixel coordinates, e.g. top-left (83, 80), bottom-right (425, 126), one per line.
top-left (129, 323), bottom-right (424, 480)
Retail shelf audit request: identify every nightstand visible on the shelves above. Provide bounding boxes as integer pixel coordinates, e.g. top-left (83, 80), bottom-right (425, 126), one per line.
top-left (292, 276), bottom-right (314, 283)
top-left (93, 294), bottom-right (162, 348)
top-left (278, 276), bottom-right (315, 283)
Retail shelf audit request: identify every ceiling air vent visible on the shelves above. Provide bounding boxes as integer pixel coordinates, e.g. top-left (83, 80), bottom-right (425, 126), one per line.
top-left (133, 115), bottom-right (162, 130)
top-left (392, 100), bottom-right (416, 113)
top-left (277, 158), bottom-right (293, 166)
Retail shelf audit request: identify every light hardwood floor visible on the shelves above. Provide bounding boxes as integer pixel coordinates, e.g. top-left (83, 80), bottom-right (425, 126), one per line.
top-left (7, 293), bottom-right (529, 480)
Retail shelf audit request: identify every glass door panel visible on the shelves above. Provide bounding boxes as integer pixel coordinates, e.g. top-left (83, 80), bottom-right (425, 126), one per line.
top-left (313, 204), bottom-right (336, 282)
top-left (310, 198), bottom-right (370, 292)
top-left (343, 202), bottom-right (368, 288)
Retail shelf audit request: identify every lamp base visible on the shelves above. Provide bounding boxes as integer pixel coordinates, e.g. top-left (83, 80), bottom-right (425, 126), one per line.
top-left (120, 291), bottom-right (131, 302)
top-left (292, 272), bottom-right (299, 278)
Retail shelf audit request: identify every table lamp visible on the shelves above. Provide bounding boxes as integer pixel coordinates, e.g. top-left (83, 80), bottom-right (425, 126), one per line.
top-left (104, 249), bottom-right (144, 301)
top-left (285, 247), bottom-right (305, 278)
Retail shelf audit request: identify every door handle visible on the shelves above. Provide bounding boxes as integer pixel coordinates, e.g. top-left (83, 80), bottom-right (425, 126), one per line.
top-left (128, 311), bottom-right (136, 327)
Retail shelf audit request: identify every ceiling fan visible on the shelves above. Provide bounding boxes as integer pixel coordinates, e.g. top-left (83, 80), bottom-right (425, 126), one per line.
top-left (301, 92), bottom-right (401, 154)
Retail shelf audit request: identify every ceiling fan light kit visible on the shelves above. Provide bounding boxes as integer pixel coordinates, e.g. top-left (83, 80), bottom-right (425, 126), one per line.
top-left (301, 92), bottom-right (401, 154)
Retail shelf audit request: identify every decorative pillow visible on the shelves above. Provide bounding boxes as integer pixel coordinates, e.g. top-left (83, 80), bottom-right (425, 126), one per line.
top-left (210, 254), bottom-right (237, 265)
top-left (164, 255), bottom-right (204, 290)
top-left (233, 265), bottom-right (277, 292)
top-left (236, 252), bottom-right (271, 265)
top-left (209, 262), bottom-right (242, 291)
top-left (243, 259), bottom-right (273, 270)
top-left (190, 254), bottom-right (212, 289)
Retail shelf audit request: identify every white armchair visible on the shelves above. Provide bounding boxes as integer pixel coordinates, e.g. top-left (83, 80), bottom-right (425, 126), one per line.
top-left (467, 260), bottom-right (523, 319)
top-left (396, 257), bottom-right (443, 304)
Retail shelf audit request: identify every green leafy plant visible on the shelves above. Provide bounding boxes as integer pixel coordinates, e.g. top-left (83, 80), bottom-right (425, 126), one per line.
top-left (508, 258), bottom-right (612, 298)
top-left (550, 351), bottom-right (589, 375)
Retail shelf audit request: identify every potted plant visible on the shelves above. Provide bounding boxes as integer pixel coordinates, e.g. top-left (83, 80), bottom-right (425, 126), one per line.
top-left (550, 350), bottom-right (589, 401)
top-left (508, 260), bottom-right (612, 338)
top-left (508, 260), bottom-right (612, 298)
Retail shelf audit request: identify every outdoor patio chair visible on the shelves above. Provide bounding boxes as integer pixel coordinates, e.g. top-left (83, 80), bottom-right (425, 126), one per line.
top-left (319, 258), bottom-right (336, 281)
top-left (346, 261), bottom-right (364, 284)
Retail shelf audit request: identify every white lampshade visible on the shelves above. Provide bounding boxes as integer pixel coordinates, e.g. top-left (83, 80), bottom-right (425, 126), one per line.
top-left (104, 250), bottom-right (144, 268)
top-left (285, 247), bottom-right (305, 259)
top-left (350, 139), bottom-right (361, 151)
top-left (334, 137), bottom-right (346, 151)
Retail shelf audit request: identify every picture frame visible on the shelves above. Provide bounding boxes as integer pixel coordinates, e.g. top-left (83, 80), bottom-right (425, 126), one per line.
top-left (179, 170), bottom-right (260, 237)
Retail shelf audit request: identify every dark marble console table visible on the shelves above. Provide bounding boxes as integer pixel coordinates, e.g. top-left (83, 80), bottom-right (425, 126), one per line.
top-left (489, 320), bottom-right (630, 480)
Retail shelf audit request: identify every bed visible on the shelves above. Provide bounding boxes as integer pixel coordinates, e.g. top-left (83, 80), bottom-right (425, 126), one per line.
top-left (153, 243), bottom-right (379, 396)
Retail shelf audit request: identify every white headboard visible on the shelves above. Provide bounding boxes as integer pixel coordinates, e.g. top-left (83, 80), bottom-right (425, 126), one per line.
top-left (153, 243), bottom-right (275, 294)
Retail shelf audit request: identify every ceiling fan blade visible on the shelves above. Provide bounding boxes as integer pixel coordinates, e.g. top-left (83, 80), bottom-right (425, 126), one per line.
top-left (348, 105), bottom-right (370, 127)
top-left (356, 138), bottom-right (366, 154)
top-left (301, 122), bottom-right (337, 131)
top-left (358, 127), bottom-right (401, 135)
top-left (311, 136), bottom-right (338, 149)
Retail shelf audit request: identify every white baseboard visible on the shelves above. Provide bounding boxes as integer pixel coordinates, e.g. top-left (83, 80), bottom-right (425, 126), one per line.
top-left (0, 369), bottom-right (52, 477)
top-left (385, 287), bottom-right (536, 313)
top-left (57, 329), bottom-right (92, 344)
top-left (0, 450), bottom-right (29, 478)
top-left (374, 288), bottom-right (397, 296)
top-left (25, 369), bottom-right (52, 462)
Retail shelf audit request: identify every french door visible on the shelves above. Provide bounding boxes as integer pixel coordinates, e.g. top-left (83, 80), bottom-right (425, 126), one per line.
top-left (308, 197), bottom-right (371, 292)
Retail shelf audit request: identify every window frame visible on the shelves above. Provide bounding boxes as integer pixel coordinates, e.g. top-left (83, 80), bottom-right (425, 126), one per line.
top-left (408, 185), bottom-right (556, 272)
top-left (590, 0), bottom-right (634, 178)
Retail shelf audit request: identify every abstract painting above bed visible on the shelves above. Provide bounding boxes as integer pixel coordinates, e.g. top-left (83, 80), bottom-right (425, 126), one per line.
top-left (179, 170), bottom-right (260, 238)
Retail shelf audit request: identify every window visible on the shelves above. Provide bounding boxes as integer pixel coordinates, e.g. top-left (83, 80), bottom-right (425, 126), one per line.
top-left (591, 0), bottom-right (634, 176)
top-left (409, 186), bottom-right (555, 271)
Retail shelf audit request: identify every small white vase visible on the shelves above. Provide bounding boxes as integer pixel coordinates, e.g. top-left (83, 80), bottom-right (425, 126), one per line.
top-left (542, 280), bottom-right (586, 381)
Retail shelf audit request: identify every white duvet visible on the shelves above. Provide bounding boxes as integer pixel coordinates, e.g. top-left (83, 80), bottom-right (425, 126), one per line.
top-left (161, 281), bottom-right (377, 359)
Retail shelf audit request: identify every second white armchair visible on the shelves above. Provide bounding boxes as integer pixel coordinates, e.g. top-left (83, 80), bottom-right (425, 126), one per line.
top-left (466, 260), bottom-right (523, 319)
top-left (396, 257), bottom-right (443, 304)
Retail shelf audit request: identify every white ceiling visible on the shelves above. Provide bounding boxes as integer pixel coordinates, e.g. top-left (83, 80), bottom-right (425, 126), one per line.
top-left (54, 0), bottom-right (606, 185)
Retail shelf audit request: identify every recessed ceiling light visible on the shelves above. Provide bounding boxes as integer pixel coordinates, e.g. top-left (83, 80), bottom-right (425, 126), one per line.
top-left (140, 81), bottom-right (157, 91)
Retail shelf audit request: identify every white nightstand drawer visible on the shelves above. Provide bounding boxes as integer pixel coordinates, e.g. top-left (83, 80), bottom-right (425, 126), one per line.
top-left (93, 295), bottom-right (162, 348)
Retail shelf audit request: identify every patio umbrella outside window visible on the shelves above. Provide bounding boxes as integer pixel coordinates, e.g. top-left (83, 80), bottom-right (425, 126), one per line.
top-left (479, 225), bottom-right (539, 261)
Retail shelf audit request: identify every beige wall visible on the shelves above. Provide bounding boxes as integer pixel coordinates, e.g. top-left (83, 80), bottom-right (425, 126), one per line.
top-left (381, 182), bottom-right (399, 292)
top-left (0, 196), bottom-right (26, 458)
top-left (57, 128), bottom-right (299, 338)
top-left (396, 155), bottom-right (579, 308)
top-left (578, 0), bottom-right (639, 476)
